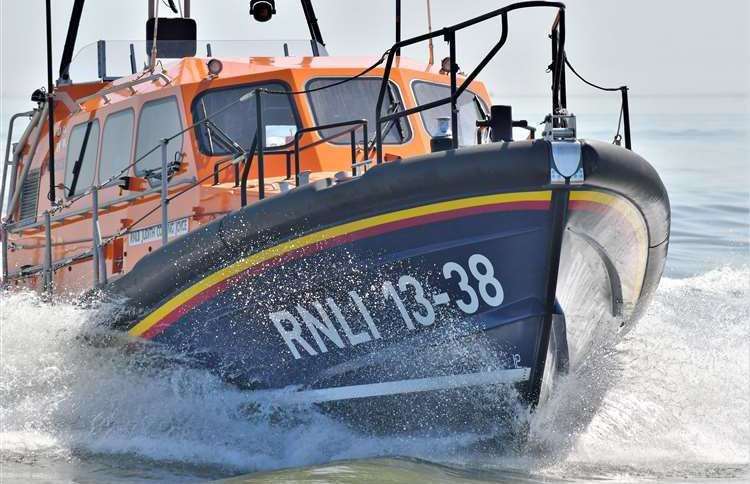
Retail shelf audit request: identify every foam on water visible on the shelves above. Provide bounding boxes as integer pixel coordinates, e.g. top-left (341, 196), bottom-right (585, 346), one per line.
top-left (0, 291), bottom-right (488, 477)
top-left (1, 266), bottom-right (748, 480)
top-left (527, 266), bottom-right (750, 480)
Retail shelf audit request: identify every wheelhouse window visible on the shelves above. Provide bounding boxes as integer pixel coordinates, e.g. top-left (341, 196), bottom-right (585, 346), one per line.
top-left (135, 97), bottom-right (183, 182)
top-left (306, 78), bottom-right (411, 145)
top-left (99, 109), bottom-right (134, 184)
top-left (64, 119), bottom-right (100, 197)
top-left (412, 81), bottom-right (488, 147)
top-left (192, 82), bottom-right (299, 155)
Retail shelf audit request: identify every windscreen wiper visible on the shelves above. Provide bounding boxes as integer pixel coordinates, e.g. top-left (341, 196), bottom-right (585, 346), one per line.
top-left (143, 121), bottom-right (246, 183)
top-left (364, 101), bottom-right (403, 159)
top-left (363, 86), bottom-right (407, 157)
top-left (386, 82), bottom-right (406, 143)
top-left (67, 120), bottom-right (94, 197)
top-left (204, 120), bottom-right (246, 158)
top-left (473, 94), bottom-right (488, 121)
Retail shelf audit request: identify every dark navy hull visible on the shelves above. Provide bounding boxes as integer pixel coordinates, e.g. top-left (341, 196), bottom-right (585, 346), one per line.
top-left (104, 139), bottom-right (669, 433)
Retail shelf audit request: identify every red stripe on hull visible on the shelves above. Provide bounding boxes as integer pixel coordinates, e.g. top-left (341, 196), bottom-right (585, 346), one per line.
top-left (141, 199), bottom-right (549, 339)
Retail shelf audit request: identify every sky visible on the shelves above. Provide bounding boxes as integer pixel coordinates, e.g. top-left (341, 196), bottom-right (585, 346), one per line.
top-left (1, 0), bottom-right (749, 104)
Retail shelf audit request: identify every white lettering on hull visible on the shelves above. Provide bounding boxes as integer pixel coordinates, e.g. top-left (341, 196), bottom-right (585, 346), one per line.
top-left (297, 302), bottom-right (345, 353)
top-left (127, 217), bottom-right (189, 246)
top-left (269, 253), bottom-right (506, 360)
top-left (327, 297), bottom-right (371, 346)
top-left (269, 310), bottom-right (318, 359)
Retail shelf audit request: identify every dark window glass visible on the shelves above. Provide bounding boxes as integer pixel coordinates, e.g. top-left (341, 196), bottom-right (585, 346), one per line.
top-left (135, 97), bottom-right (183, 180)
top-left (306, 78), bottom-right (411, 145)
top-left (412, 81), bottom-right (488, 146)
top-left (99, 109), bottom-right (134, 184)
top-left (192, 82), bottom-right (298, 155)
top-left (64, 119), bottom-right (100, 196)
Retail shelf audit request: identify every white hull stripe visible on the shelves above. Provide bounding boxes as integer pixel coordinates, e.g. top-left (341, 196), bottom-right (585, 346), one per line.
top-left (254, 367), bottom-right (531, 405)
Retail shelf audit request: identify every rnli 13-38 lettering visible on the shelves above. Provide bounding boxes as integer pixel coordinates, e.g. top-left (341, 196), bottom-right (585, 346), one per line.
top-left (270, 253), bottom-right (505, 359)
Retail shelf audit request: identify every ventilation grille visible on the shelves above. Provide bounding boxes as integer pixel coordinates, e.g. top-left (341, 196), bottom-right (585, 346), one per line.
top-left (18, 168), bottom-right (40, 222)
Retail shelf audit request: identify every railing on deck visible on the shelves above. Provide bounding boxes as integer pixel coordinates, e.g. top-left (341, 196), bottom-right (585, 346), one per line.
top-left (214, 90), bottom-right (369, 206)
top-left (235, 118), bottom-right (368, 207)
top-left (1, 0), bottom-right (634, 293)
top-left (374, 1), bottom-right (565, 163)
top-left (0, 86), bottom-right (371, 290)
top-left (250, 86), bottom-right (374, 199)
top-left (292, 119), bottom-right (368, 183)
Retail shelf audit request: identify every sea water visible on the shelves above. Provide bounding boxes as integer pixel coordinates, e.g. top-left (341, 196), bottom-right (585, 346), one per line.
top-left (1, 96), bottom-right (748, 482)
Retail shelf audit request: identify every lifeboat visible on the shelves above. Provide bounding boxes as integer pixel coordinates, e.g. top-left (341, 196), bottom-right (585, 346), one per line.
top-left (0, 0), bottom-right (669, 433)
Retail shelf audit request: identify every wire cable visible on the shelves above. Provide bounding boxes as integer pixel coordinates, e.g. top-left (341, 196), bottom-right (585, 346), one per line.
top-left (564, 54), bottom-right (628, 145)
top-left (263, 50), bottom-right (390, 96)
top-left (100, 154), bottom-right (237, 247)
top-left (50, 48), bottom-right (392, 216)
top-left (564, 54), bottom-right (622, 92)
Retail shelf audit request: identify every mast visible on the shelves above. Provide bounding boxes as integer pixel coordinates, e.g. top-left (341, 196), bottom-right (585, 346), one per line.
top-left (300, 0), bottom-right (325, 55)
top-left (58, 0), bottom-right (86, 84)
top-left (426, 0), bottom-right (434, 65)
top-left (395, 0), bottom-right (401, 56)
top-left (45, 0), bottom-right (56, 204)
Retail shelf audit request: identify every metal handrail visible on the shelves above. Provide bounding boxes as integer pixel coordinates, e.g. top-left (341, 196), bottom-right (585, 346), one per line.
top-left (550, 9), bottom-right (567, 115)
top-left (0, 110), bottom-right (37, 281)
top-left (7, 57), bottom-right (386, 227)
top-left (2, 77), bottom-right (372, 286)
top-left (237, 92), bottom-right (369, 206)
top-left (3, 177), bottom-right (196, 234)
top-left (3, 176), bottom-right (198, 290)
top-left (212, 146), bottom-right (288, 187)
top-left (374, 1), bottom-right (565, 163)
top-left (212, 120), bottom-right (368, 189)
top-left (75, 72), bottom-right (171, 106)
top-left (293, 119), bottom-right (368, 183)
top-left (239, 135), bottom-right (259, 207)
top-left (230, 120), bottom-right (368, 202)
top-left (0, 111), bottom-right (35, 219)
top-left (3, 84), bottom-right (255, 286)
top-left (2, 3), bottom-right (565, 288)
top-left (3, 3), bottom-right (572, 288)
top-left (5, 104), bottom-right (48, 221)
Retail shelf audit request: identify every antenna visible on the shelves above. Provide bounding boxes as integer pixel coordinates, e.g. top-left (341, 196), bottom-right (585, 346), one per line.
top-left (300, 0), bottom-right (325, 55)
top-left (149, 0), bottom-right (160, 70)
top-left (395, 0), bottom-right (401, 56)
top-left (426, 0), bottom-right (434, 65)
top-left (45, 0), bottom-right (56, 203)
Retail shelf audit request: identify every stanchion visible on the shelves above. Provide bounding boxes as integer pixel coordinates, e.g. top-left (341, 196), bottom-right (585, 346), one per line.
top-left (43, 211), bottom-right (53, 293)
top-left (160, 138), bottom-right (169, 245)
